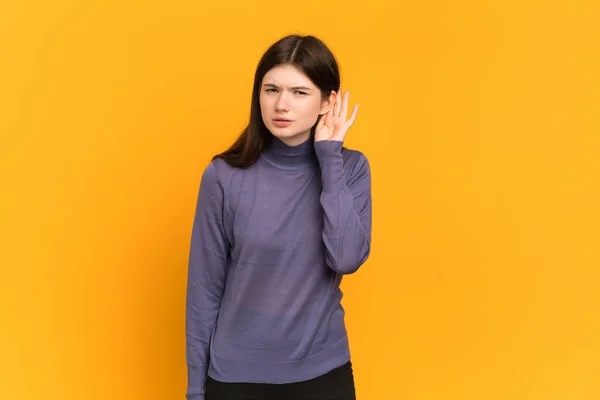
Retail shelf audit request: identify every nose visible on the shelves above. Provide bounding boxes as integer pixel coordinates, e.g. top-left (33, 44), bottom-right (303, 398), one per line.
top-left (275, 93), bottom-right (290, 112)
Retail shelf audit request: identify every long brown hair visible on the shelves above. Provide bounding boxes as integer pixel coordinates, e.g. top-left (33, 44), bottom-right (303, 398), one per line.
top-left (212, 34), bottom-right (341, 168)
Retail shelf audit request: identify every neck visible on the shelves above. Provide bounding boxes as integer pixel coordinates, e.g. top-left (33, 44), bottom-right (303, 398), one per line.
top-left (262, 134), bottom-right (318, 170)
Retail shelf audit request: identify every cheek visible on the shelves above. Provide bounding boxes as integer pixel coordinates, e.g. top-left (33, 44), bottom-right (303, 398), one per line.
top-left (259, 96), bottom-right (270, 117)
top-left (300, 99), bottom-right (319, 115)
top-left (301, 100), bottom-right (322, 122)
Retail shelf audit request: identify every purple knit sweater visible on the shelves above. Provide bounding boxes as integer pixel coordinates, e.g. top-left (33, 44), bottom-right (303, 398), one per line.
top-left (186, 135), bottom-right (372, 399)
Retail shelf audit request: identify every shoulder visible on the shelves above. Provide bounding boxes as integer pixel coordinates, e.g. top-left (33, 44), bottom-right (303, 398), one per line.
top-left (199, 156), bottom-right (259, 196)
top-left (200, 157), bottom-right (238, 187)
top-left (342, 146), bottom-right (369, 164)
top-left (341, 146), bottom-right (371, 179)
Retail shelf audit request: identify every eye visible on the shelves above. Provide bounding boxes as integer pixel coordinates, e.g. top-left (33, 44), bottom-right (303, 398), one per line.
top-left (295, 91), bottom-right (308, 96)
top-left (265, 88), bottom-right (278, 93)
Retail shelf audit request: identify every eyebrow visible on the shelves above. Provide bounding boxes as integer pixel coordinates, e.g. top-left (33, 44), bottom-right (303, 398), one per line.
top-left (263, 83), bottom-right (313, 90)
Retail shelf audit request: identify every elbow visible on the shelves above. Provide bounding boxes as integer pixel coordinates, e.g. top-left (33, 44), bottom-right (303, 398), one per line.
top-left (327, 242), bottom-right (371, 275)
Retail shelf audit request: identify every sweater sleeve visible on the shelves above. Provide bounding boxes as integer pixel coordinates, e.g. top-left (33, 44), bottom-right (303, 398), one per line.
top-left (314, 140), bottom-right (372, 274)
top-left (186, 162), bottom-right (229, 400)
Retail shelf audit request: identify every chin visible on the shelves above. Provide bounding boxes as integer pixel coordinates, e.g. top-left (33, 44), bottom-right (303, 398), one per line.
top-left (269, 126), bottom-right (298, 137)
top-left (271, 130), bottom-right (298, 138)
top-left (269, 128), bottom-right (312, 145)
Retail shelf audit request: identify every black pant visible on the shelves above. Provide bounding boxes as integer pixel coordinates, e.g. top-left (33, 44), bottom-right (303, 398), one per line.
top-left (205, 361), bottom-right (356, 400)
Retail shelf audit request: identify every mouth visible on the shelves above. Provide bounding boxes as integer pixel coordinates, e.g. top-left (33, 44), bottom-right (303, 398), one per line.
top-left (272, 119), bottom-right (293, 127)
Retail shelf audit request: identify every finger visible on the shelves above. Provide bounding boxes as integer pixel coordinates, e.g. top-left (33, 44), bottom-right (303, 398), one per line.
top-left (348, 104), bottom-right (359, 126)
top-left (340, 91), bottom-right (349, 121)
top-left (334, 87), bottom-right (342, 117)
top-left (317, 113), bottom-right (325, 130)
top-left (326, 102), bottom-right (334, 124)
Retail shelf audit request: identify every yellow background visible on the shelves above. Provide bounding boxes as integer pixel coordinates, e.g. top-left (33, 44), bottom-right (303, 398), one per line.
top-left (1, 0), bottom-right (599, 399)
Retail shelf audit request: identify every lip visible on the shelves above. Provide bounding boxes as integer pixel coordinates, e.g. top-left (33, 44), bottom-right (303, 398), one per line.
top-left (272, 119), bottom-right (293, 127)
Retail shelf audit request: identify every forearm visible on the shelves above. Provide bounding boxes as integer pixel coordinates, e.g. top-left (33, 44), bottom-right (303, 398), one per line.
top-left (315, 140), bottom-right (372, 274)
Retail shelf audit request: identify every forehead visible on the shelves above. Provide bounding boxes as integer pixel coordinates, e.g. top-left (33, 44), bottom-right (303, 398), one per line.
top-left (262, 65), bottom-right (314, 87)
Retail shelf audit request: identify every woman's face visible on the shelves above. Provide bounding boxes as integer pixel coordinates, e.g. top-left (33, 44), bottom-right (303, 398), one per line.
top-left (259, 64), bottom-right (334, 146)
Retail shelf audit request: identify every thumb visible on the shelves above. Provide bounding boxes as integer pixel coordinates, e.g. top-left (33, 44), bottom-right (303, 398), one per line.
top-left (316, 113), bottom-right (325, 130)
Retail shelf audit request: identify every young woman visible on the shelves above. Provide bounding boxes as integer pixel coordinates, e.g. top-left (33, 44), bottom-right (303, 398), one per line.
top-left (186, 34), bottom-right (372, 400)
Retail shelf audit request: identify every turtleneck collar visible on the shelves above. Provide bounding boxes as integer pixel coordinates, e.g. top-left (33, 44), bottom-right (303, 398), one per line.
top-left (262, 134), bottom-right (318, 170)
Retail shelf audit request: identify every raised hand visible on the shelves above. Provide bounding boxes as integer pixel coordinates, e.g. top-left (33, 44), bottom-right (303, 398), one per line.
top-left (314, 86), bottom-right (359, 143)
